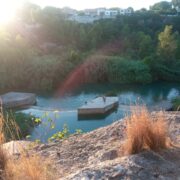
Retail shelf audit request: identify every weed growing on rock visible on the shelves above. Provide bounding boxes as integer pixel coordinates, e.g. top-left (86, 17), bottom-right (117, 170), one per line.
top-left (48, 124), bottom-right (70, 142)
top-left (124, 107), bottom-right (169, 154)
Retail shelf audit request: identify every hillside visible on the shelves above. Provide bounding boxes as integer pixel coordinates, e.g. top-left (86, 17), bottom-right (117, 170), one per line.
top-left (1, 7), bottom-right (180, 93)
top-left (3, 111), bottom-right (180, 179)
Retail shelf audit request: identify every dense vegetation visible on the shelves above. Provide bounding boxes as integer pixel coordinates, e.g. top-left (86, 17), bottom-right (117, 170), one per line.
top-left (2, 111), bottom-right (36, 139)
top-left (0, 1), bottom-right (180, 93)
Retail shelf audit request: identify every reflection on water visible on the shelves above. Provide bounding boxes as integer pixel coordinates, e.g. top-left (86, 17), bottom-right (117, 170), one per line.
top-left (21, 82), bottom-right (180, 142)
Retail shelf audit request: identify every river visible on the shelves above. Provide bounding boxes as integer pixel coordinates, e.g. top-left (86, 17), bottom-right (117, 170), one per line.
top-left (20, 82), bottom-right (180, 142)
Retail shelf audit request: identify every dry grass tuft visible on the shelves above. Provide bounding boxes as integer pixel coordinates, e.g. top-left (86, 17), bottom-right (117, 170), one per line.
top-left (0, 148), bottom-right (7, 179)
top-left (0, 111), bottom-right (57, 180)
top-left (124, 107), bottom-right (169, 155)
top-left (5, 154), bottom-right (55, 180)
top-left (0, 112), bottom-right (7, 180)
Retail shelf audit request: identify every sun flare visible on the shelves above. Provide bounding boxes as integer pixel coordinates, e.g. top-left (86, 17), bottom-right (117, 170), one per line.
top-left (0, 1), bottom-right (20, 24)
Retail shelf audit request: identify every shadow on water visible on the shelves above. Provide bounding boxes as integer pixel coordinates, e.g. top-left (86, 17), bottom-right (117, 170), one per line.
top-left (78, 107), bottom-right (118, 121)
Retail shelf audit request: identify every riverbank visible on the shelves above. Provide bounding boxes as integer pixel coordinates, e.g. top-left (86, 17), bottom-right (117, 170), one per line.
top-left (3, 111), bottom-right (180, 179)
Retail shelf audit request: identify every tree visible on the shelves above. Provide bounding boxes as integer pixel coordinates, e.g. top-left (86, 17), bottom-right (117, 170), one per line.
top-left (176, 35), bottom-right (180, 59)
top-left (139, 8), bottom-right (148, 13)
top-left (158, 25), bottom-right (178, 60)
top-left (19, 3), bottom-right (41, 23)
top-left (137, 32), bottom-right (154, 58)
top-left (150, 1), bottom-right (172, 14)
top-left (172, 0), bottom-right (180, 14)
top-left (127, 7), bottom-right (134, 13)
top-left (172, 0), bottom-right (180, 8)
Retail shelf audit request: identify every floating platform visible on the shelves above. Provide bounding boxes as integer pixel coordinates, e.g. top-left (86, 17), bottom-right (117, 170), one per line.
top-left (78, 97), bottom-right (119, 115)
top-left (0, 92), bottom-right (36, 109)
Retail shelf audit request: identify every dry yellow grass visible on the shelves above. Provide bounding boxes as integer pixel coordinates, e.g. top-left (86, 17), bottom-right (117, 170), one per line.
top-left (0, 148), bottom-right (7, 179)
top-left (0, 112), bottom-right (7, 180)
top-left (5, 154), bottom-right (55, 180)
top-left (124, 107), bottom-right (169, 155)
top-left (0, 111), bottom-right (56, 180)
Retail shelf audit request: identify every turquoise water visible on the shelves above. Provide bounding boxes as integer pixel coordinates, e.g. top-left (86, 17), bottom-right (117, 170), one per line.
top-left (21, 82), bottom-right (180, 142)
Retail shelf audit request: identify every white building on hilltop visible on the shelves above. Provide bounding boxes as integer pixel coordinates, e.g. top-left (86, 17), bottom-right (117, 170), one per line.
top-left (97, 8), bottom-right (133, 18)
top-left (68, 7), bottom-right (133, 23)
top-left (119, 8), bottom-right (133, 15)
top-left (105, 10), bottom-right (119, 17)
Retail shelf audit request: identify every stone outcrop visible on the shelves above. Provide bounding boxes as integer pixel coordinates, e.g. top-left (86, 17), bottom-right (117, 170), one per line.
top-left (3, 112), bottom-right (180, 179)
top-left (0, 92), bottom-right (36, 108)
top-left (66, 149), bottom-right (180, 180)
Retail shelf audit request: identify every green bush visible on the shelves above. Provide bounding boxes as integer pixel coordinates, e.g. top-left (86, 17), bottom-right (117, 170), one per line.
top-left (172, 97), bottom-right (180, 111)
top-left (3, 112), bottom-right (37, 140)
top-left (106, 57), bottom-right (152, 84)
top-left (13, 113), bottom-right (37, 137)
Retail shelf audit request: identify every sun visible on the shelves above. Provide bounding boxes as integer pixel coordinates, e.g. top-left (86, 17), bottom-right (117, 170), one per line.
top-left (0, 1), bottom-right (20, 24)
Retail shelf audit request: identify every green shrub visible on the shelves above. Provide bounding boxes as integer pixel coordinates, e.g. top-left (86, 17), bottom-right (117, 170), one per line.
top-left (48, 124), bottom-right (69, 142)
top-left (3, 111), bottom-right (37, 140)
top-left (106, 57), bottom-right (152, 84)
top-left (172, 97), bottom-right (180, 111)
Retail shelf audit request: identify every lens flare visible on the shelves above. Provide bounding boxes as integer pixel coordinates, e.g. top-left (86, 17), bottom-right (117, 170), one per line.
top-left (0, 1), bottom-right (20, 24)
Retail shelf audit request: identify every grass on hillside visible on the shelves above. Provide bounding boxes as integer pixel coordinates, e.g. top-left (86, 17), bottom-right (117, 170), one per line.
top-left (124, 107), bottom-right (170, 155)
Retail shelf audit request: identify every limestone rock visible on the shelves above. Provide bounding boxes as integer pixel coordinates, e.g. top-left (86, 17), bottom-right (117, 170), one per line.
top-left (2, 112), bottom-right (180, 179)
top-left (0, 92), bottom-right (36, 108)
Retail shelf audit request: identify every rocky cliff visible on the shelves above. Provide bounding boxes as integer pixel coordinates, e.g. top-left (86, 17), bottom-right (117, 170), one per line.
top-left (3, 111), bottom-right (180, 179)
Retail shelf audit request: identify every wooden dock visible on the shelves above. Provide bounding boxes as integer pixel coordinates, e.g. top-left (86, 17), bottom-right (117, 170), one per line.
top-left (78, 97), bottom-right (119, 115)
top-left (0, 92), bottom-right (36, 109)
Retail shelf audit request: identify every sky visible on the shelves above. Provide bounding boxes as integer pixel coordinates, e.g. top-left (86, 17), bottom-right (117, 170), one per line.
top-left (28, 0), bottom-right (171, 10)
